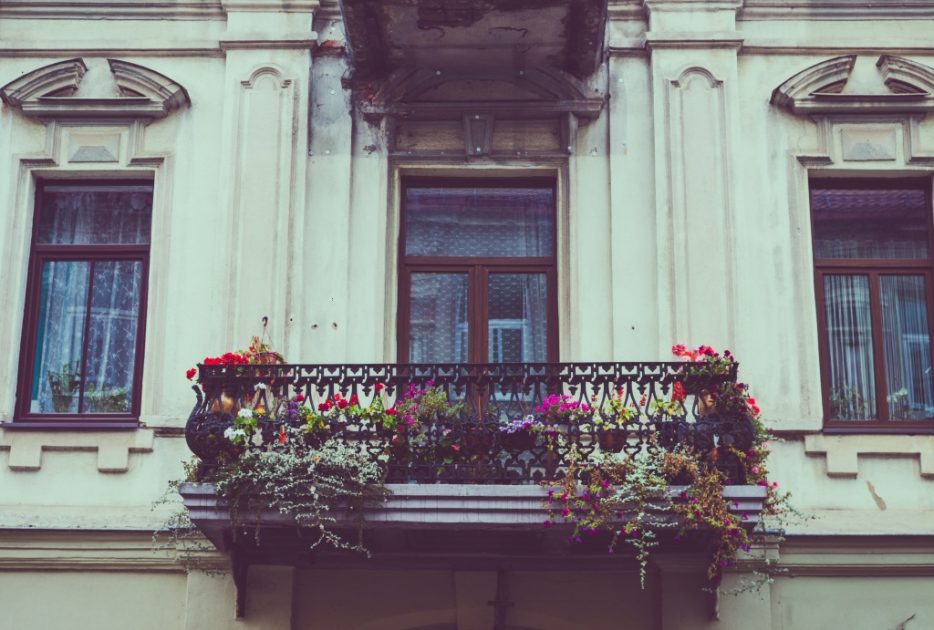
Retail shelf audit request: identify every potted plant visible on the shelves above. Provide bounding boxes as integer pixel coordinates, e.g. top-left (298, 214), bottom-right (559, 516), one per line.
top-left (592, 388), bottom-right (641, 452)
top-left (498, 415), bottom-right (549, 451)
top-left (47, 361), bottom-right (81, 412)
top-left (85, 385), bottom-right (130, 413)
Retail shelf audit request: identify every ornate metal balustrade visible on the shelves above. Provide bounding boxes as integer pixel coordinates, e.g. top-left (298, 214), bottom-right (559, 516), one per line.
top-left (185, 362), bottom-right (753, 485)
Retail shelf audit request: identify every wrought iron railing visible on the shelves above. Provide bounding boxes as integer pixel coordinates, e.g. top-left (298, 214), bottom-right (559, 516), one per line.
top-left (185, 362), bottom-right (753, 484)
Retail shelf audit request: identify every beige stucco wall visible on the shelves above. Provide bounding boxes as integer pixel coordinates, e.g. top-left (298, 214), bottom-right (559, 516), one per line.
top-left (0, 0), bottom-right (932, 628)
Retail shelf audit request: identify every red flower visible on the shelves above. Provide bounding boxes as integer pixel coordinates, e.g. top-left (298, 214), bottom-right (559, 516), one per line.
top-left (385, 407), bottom-right (396, 416)
top-left (672, 381), bottom-right (686, 403)
top-left (671, 343), bottom-right (687, 357)
top-left (349, 394), bottom-right (359, 406)
top-left (186, 368), bottom-right (197, 380)
top-left (318, 401), bottom-right (332, 411)
top-left (374, 383), bottom-right (384, 392)
top-left (278, 427), bottom-right (287, 444)
top-left (293, 394), bottom-right (305, 403)
top-left (337, 398), bottom-right (348, 409)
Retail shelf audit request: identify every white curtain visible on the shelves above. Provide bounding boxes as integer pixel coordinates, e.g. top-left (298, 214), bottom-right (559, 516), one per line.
top-left (824, 274), bottom-right (876, 420)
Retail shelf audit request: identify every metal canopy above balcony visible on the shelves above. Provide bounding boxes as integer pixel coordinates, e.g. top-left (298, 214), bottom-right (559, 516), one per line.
top-left (340, 0), bottom-right (609, 80)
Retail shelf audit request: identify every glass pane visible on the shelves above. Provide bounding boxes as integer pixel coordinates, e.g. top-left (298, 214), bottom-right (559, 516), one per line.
top-left (824, 275), bottom-right (877, 420)
top-left (37, 185), bottom-right (153, 245)
top-left (487, 273), bottom-right (548, 362)
top-left (408, 273), bottom-right (468, 362)
top-left (31, 261), bottom-right (90, 413)
top-left (82, 261), bottom-right (143, 413)
top-left (880, 275), bottom-right (934, 420)
top-left (811, 186), bottom-right (928, 259)
top-left (405, 186), bottom-right (554, 257)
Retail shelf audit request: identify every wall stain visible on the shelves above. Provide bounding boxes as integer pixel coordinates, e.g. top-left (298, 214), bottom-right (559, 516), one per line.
top-left (866, 481), bottom-right (887, 510)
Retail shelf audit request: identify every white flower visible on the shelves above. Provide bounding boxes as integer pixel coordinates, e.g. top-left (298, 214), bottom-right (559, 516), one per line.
top-left (224, 426), bottom-right (247, 442)
top-left (237, 408), bottom-right (253, 419)
top-left (255, 383), bottom-right (268, 391)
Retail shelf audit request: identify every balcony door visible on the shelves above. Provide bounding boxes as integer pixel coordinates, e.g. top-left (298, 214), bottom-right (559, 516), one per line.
top-left (398, 178), bottom-right (558, 363)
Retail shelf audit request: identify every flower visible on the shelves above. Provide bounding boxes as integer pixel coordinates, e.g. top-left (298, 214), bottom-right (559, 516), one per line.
top-left (672, 381), bottom-right (686, 403)
top-left (186, 368), bottom-right (197, 380)
top-left (278, 426), bottom-right (287, 444)
top-left (237, 408), bottom-right (253, 419)
top-left (293, 394), bottom-right (305, 403)
top-left (385, 407), bottom-right (396, 416)
top-left (374, 383), bottom-right (384, 392)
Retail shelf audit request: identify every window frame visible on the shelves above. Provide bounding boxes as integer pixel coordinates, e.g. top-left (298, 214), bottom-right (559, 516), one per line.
top-left (811, 176), bottom-right (934, 430)
top-left (397, 177), bottom-right (559, 363)
top-left (14, 179), bottom-right (152, 426)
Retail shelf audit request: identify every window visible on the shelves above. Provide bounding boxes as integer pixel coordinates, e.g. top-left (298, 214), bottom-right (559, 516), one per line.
top-left (398, 178), bottom-right (557, 363)
top-left (16, 181), bottom-right (152, 423)
top-left (811, 179), bottom-right (934, 426)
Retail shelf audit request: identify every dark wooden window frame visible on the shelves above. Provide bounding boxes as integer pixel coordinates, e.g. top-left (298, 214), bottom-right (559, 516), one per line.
top-left (397, 177), bottom-right (559, 363)
top-left (13, 179), bottom-right (152, 428)
top-left (812, 177), bottom-right (934, 432)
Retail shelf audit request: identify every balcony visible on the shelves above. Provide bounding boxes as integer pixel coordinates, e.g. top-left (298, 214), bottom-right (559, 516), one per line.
top-left (184, 362), bottom-right (757, 483)
top-left (179, 361), bottom-right (768, 615)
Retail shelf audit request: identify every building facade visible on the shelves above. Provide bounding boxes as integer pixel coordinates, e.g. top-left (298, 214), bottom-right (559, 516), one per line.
top-left (1, 1), bottom-right (933, 628)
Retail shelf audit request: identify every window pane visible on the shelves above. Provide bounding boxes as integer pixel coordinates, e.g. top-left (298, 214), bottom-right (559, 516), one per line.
top-left (811, 186), bottom-right (928, 259)
top-left (408, 273), bottom-right (468, 362)
top-left (37, 185), bottom-right (153, 245)
top-left (31, 261), bottom-right (90, 413)
top-left (82, 261), bottom-right (144, 413)
top-left (404, 186), bottom-right (554, 257)
top-left (488, 273), bottom-right (548, 363)
top-left (880, 275), bottom-right (934, 420)
top-left (824, 274), bottom-right (877, 420)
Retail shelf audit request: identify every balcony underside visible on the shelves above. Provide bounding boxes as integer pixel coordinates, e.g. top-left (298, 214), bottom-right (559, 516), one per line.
top-left (181, 482), bottom-right (766, 562)
top-left (340, 0), bottom-right (608, 80)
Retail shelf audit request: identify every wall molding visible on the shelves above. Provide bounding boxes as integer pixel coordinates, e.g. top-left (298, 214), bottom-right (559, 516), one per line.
top-left (0, 429), bottom-right (154, 472)
top-left (805, 434), bottom-right (934, 479)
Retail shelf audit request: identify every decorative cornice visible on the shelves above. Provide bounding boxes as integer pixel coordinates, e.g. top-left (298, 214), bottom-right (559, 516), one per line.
top-left (770, 54), bottom-right (855, 110)
top-left (107, 59), bottom-right (190, 111)
top-left (0, 58), bottom-right (87, 107)
top-left (771, 55), bottom-right (934, 115)
top-left (740, 1), bottom-right (934, 21)
top-left (1, 58), bottom-right (191, 120)
top-left (877, 55), bottom-right (934, 94)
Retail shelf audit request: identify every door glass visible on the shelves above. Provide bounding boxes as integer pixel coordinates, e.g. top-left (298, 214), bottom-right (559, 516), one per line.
top-left (487, 273), bottom-right (548, 363)
top-left (408, 273), bottom-right (469, 362)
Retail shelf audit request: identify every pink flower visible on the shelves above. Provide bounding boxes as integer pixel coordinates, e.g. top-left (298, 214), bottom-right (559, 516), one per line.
top-left (750, 466), bottom-right (760, 475)
top-left (671, 344), bottom-right (687, 356)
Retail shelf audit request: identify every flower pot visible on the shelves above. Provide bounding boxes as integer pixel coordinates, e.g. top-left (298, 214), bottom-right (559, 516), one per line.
top-left (596, 428), bottom-right (628, 453)
top-left (695, 392), bottom-right (717, 416)
top-left (463, 429), bottom-right (494, 456)
top-left (51, 393), bottom-right (76, 413)
top-left (501, 429), bottom-right (537, 452)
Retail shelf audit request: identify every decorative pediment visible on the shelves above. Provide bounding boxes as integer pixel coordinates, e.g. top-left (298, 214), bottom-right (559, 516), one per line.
top-left (1, 58), bottom-right (190, 119)
top-left (771, 55), bottom-right (934, 115)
